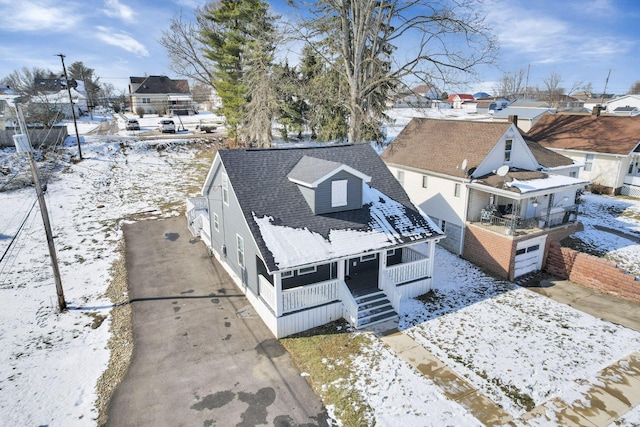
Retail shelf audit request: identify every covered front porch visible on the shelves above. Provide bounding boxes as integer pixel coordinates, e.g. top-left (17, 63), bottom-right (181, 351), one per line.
top-left (467, 183), bottom-right (584, 237)
top-left (256, 243), bottom-right (435, 331)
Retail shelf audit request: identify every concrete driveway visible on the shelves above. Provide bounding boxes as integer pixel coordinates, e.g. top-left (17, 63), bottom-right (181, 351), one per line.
top-left (105, 216), bottom-right (330, 426)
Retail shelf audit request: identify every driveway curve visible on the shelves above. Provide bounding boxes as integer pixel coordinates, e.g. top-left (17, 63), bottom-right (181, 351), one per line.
top-left (105, 216), bottom-right (330, 427)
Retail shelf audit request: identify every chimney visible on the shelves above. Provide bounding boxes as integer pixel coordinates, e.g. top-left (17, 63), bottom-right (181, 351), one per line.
top-left (593, 106), bottom-right (601, 116)
top-left (508, 115), bottom-right (518, 127)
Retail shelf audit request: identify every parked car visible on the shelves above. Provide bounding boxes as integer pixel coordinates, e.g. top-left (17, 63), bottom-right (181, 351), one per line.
top-left (158, 119), bottom-right (176, 133)
top-left (125, 118), bottom-right (140, 131)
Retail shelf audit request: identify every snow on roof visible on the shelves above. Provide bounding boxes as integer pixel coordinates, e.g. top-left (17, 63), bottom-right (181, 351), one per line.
top-left (253, 185), bottom-right (440, 270)
top-left (506, 174), bottom-right (589, 194)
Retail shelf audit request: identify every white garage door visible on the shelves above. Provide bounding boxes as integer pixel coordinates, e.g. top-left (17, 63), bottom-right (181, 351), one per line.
top-left (514, 236), bottom-right (547, 278)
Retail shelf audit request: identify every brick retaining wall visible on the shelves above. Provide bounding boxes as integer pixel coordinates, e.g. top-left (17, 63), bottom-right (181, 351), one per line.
top-left (545, 241), bottom-right (640, 304)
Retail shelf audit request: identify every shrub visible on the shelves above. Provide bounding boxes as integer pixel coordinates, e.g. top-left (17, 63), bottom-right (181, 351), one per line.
top-left (135, 107), bottom-right (145, 118)
top-left (589, 182), bottom-right (610, 195)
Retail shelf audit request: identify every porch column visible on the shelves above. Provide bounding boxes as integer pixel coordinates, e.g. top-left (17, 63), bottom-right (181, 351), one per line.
top-left (378, 250), bottom-right (388, 289)
top-left (428, 241), bottom-right (436, 277)
top-left (274, 272), bottom-right (283, 317)
top-left (337, 260), bottom-right (345, 281)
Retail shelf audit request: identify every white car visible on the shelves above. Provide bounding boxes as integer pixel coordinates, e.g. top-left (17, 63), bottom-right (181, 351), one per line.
top-left (158, 119), bottom-right (176, 133)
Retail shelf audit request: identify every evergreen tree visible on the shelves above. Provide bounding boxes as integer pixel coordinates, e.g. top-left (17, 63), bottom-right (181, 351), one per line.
top-left (200, 0), bottom-right (277, 143)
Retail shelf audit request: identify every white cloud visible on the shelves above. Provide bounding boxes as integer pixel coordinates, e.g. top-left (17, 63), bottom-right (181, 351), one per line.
top-left (102, 0), bottom-right (135, 23)
top-left (485, 3), bottom-right (632, 66)
top-left (95, 26), bottom-right (149, 57)
top-left (0, 0), bottom-right (83, 32)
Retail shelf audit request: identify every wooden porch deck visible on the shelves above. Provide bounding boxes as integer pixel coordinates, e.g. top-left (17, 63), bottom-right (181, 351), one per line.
top-left (345, 268), bottom-right (379, 297)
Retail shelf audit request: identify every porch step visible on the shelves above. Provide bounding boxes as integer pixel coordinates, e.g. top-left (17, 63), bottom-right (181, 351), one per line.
top-left (355, 291), bottom-right (398, 328)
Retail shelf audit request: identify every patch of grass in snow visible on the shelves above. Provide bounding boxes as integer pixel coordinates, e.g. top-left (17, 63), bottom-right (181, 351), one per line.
top-left (477, 371), bottom-right (536, 412)
top-left (280, 321), bottom-right (372, 427)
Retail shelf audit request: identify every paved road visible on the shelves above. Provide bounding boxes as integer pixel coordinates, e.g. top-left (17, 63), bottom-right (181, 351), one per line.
top-left (105, 216), bottom-right (329, 427)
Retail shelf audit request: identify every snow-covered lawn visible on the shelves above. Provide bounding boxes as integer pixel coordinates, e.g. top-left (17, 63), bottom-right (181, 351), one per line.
top-left (1, 109), bottom-right (639, 426)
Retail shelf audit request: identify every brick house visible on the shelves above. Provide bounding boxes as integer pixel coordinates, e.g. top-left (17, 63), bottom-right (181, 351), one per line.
top-left (381, 118), bottom-right (589, 280)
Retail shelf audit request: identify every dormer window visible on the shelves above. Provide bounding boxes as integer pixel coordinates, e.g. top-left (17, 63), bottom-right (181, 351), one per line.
top-left (288, 156), bottom-right (371, 214)
top-left (505, 139), bottom-right (513, 162)
top-left (331, 180), bottom-right (348, 207)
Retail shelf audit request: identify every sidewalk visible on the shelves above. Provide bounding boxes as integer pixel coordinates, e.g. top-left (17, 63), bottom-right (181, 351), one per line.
top-left (378, 328), bottom-right (640, 426)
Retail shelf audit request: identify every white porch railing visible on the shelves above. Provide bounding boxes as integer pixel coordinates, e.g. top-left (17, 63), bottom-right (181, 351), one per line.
top-left (380, 272), bottom-right (402, 312)
top-left (258, 274), bottom-right (276, 312)
top-left (200, 217), bottom-right (212, 248)
top-left (186, 197), bottom-right (208, 237)
top-left (402, 247), bottom-right (428, 263)
top-left (624, 175), bottom-right (640, 186)
top-left (340, 280), bottom-right (358, 325)
top-left (282, 278), bottom-right (341, 314)
top-left (385, 257), bottom-right (431, 286)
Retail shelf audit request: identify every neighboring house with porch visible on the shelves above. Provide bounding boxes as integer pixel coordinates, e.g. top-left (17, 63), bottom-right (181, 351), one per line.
top-left (186, 144), bottom-right (444, 338)
top-left (529, 113), bottom-right (640, 197)
top-left (129, 75), bottom-right (194, 115)
top-left (381, 118), bottom-right (588, 281)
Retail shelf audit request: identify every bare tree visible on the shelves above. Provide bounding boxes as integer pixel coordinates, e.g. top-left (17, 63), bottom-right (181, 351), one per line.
top-left (159, 8), bottom-right (216, 89)
top-left (540, 71), bottom-right (564, 107)
top-left (629, 81), bottom-right (640, 95)
top-left (291, 0), bottom-right (498, 143)
top-left (494, 68), bottom-right (526, 99)
top-left (1, 67), bottom-right (56, 95)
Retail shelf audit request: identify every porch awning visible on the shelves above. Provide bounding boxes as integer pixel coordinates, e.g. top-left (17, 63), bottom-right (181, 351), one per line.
top-left (468, 173), bottom-right (589, 199)
top-left (167, 95), bottom-right (192, 101)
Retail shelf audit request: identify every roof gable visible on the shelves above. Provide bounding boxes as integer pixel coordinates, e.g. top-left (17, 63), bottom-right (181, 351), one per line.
top-left (528, 114), bottom-right (640, 155)
top-left (129, 75), bottom-right (190, 94)
top-left (381, 118), bottom-right (516, 178)
top-left (287, 156), bottom-right (372, 188)
top-left (215, 144), bottom-right (441, 272)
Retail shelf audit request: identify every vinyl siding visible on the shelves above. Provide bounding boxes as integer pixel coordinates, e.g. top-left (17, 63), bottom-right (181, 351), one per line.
top-left (314, 170), bottom-right (363, 214)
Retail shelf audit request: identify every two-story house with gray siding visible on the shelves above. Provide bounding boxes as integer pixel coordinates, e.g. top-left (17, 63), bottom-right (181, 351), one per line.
top-left (186, 144), bottom-right (443, 338)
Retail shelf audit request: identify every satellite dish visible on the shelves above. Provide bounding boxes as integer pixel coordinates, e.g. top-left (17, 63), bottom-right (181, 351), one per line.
top-left (496, 165), bottom-right (509, 177)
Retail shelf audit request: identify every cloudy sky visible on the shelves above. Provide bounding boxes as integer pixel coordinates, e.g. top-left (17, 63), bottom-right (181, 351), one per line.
top-left (0, 0), bottom-right (638, 96)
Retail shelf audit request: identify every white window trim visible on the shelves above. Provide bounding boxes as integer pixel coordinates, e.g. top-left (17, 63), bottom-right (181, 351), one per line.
top-left (505, 139), bottom-right (513, 163)
top-left (386, 249), bottom-right (396, 256)
top-left (222, 173), bottom-right (229, 205)
top-left (331, 180), bottom-right (348, 207)
top-left (213, 213), bottom-right (219, 231)
top-left (454, 183), bottom-right (461, 198)
top-left (236, 234), bottom-right (244, 267)
top-left (422, 175), bottom-right (428, 188)
top-left (281, 271), bottom-right (293, 278)
top-left (360, 254), bottom-right (377, 262)
top-left (297, 266), bottom-right (317, 275)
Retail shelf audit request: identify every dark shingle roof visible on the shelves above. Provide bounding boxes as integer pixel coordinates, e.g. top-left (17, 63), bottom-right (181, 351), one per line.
top-left (381, 118), bottom-right (513, 178)
top-left (219, 144), bottom-right (441, 272)
top-left (130, 75), bottom-right (190, 94)
top-left (528, 114), bottom-right (640, 155)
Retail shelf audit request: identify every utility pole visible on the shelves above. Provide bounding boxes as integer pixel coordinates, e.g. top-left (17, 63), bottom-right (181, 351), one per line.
top-left (13, 104), bottom-right (67, 311)
top-left (600, 69), bottom-right (611, 107)
top-left (57, 53), bottom-right (83, 160)
top-left (524, 64), bottom-right (531, 102)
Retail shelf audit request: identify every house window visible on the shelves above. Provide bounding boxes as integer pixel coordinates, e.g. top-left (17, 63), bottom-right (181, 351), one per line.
top-left (454, 183), bottom-right (461, 198)
top-left (441, 220), bottom-right (447, 232)
top-left (570, 171), bottom-right (577, 178)
top-left (422, 175), bottom-right (428, 188)
top-left (142, 98), bottom-right (151, 104)
top-left (584, 154), bottom-right (594, 172)
top-left (236, 235), bottom-right (244, 267)
top-left (331, 180), bottom-right (348, 207)
top-left (298, 266), bottom-right (317, 275)
top-left (397, 170), bottom-right (405, 185)
top-left (504, 139), bottom-right (513, 162)
top-left (213, 213), bottom-right (219, 231)
top-left (281, 271), bottom-right (294, 279)
top-left (360, 254), bottom-right (377, 262)
top-left (386, 249), bottom-right (396, 256)
top-left (222, 173), bottom-right (229, 205)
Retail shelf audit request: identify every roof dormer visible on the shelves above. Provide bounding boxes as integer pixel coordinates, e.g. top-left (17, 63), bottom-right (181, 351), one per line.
top-left (288, 156), bottom-right (372, 214)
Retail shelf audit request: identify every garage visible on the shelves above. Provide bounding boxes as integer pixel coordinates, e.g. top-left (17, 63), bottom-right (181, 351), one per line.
top-left (514, 235), bottom-right (547, 278)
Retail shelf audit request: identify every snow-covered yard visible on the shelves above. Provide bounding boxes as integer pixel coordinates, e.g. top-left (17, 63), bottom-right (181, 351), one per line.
top-left (1, 109), bottom-right (639, 426)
